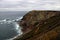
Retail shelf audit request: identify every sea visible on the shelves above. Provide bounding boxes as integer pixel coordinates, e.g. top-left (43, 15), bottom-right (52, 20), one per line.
top-left (0, 11), bottom-right (27, 40)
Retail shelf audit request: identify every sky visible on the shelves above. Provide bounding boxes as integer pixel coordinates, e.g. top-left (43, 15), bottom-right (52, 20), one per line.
top-left (0, 0), bottom-right (60, 11)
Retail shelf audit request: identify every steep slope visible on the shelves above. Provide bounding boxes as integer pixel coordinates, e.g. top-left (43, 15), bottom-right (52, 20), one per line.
top-left (14, 10), bottom-right (60, 40)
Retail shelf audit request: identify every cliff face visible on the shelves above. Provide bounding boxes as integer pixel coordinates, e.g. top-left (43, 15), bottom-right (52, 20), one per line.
top-left (14, 10), bottom-right (60, 40)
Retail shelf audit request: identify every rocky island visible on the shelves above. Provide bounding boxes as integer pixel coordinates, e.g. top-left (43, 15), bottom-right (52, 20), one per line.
top-left (14, 10), bottom-right (60, 40)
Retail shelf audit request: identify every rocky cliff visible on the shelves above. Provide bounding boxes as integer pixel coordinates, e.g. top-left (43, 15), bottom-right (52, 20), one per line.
top-left (14, 10), bottom-right (60, 40)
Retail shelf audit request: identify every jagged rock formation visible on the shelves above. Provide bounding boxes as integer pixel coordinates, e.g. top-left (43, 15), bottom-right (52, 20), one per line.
top-left (14, 10), bottom-right (60, 40)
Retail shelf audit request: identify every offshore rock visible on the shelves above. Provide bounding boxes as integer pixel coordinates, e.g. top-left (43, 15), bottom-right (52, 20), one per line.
top-left (14, 10), bottom-right (60, 40)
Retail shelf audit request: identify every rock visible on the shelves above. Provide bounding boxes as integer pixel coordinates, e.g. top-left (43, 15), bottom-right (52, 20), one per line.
top-left (14, 10), bottom-right (60, 40)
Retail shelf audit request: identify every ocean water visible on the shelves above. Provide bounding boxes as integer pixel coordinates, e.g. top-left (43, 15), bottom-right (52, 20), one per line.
top-left (0, 11), bottom-right (27, 40)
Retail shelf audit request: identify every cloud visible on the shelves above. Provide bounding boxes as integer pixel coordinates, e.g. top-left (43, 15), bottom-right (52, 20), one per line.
top-left (0, 0), bottom-right (60, 11)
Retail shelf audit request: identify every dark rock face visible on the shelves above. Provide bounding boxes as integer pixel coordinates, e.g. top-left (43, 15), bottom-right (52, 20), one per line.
top-left (14, 10), bottom-right (60, 40)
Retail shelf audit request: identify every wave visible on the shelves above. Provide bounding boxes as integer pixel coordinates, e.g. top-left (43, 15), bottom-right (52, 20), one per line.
top-left (5, 22), bottom-right (23, 40)
top-left (0, 16), bottom-right (23, 40)
top-left (0, 16), bottom-right (23, 24)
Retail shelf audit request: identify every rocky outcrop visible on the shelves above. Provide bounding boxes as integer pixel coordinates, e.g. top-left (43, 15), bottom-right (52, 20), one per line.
top-left (14, 10), bottom-right (60, 40)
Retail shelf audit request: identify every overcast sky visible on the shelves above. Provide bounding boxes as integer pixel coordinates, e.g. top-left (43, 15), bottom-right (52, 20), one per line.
top-left (0, 0), bottom-right (60, 11)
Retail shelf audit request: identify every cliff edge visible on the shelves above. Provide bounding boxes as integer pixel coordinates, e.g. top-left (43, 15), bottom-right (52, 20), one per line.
top-left (14, 10), bottom-right (60, 40)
